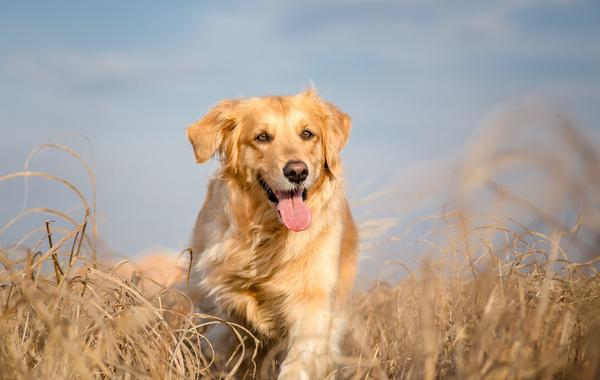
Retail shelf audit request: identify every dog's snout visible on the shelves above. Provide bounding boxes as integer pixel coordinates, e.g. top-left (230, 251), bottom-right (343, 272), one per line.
top-left (283, 161), bottom-right (308, 184)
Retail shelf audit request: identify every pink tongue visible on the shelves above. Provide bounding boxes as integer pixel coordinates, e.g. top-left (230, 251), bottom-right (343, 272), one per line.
top-left (275, 188), bottom-right (311, 232)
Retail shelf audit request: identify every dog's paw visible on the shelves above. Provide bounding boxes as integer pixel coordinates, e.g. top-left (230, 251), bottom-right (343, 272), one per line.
top-left (278, 364), bottom-right (310, 380)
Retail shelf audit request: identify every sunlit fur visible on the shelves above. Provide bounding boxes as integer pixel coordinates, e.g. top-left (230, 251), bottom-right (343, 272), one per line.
top-left (186, 89), bottom-right (358, 379)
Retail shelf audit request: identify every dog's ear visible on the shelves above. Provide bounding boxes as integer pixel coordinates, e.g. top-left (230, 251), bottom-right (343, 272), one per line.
top-left (187, 100), bottom-right (238, 163)
top-left (322, 101), bottom-right (351, 178)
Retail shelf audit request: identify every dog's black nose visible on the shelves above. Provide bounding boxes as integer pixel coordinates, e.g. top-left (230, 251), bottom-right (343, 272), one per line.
top-left (283, 161), bottom-right (308, 184)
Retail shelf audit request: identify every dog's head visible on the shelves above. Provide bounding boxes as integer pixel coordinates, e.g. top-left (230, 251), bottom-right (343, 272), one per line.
top-left (187, 89), bottom-right (351, 232)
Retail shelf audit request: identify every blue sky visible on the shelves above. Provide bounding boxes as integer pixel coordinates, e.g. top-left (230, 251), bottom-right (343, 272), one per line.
top-left (1, 0), bottom-right (599, 259)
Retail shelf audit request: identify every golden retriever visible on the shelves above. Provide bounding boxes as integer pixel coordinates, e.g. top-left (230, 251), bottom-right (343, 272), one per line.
top-left (186, 88), bottom-right (358, 379)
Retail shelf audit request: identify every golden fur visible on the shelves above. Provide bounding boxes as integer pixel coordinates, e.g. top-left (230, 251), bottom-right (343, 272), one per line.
top-left (186, 89), bottom-right (358, 379)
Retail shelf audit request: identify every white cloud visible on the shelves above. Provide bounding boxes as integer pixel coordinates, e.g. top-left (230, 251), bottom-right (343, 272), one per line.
top-left (2, 0), bottom-right (594, 100)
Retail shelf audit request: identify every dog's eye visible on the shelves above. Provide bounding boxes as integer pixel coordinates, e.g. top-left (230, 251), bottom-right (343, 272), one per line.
top-left (255, 133), bottom-right (271, 143)
top-left (301, 130), bottom-right (314, 140)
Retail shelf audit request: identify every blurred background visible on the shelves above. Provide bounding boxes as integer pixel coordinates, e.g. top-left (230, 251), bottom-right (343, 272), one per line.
top-left (1, 1), bottom-right (599, 276)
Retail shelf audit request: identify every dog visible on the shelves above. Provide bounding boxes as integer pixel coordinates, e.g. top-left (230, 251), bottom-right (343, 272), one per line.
top-left (186, 88), bottom-right (358, 379)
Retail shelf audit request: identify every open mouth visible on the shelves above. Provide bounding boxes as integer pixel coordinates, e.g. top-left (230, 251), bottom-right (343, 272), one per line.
top-left (258, 177), bottom-right (308, 203)
top-left (257, 177), bottom-right (311, 232)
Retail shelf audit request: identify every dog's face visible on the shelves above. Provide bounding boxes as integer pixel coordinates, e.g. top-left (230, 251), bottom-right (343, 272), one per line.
top-left (187, 89), bottom-right (350, 231)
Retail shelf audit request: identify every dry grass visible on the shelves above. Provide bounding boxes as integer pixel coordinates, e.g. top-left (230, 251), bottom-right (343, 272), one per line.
top-left (1, 103), bottom-right (599, 379)
top-left (347, 220), bottom-right (600, 379)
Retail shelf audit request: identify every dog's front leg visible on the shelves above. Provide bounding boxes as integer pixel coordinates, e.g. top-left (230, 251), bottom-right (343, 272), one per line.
top-left (278, 293), bottom-right (337, 380)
